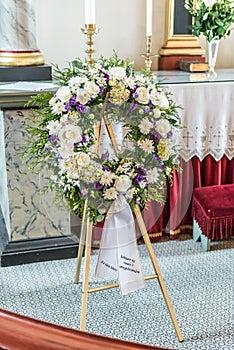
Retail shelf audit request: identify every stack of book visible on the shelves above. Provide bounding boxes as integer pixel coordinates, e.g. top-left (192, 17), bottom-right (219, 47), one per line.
top-left (177, 60), bottom-right (209, 72)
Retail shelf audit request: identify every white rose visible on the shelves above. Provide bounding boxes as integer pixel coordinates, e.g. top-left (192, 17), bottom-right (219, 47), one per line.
top-left (155, 119), bottom-right (171, 137)
top-left (84, 81), bottom-right (100, 98)
top-left (115, 175), bottom-right (132, 193)
top-left (158, 92), bottom-right (169, 109)
top-left (135, 86), bottom-right (150, 104)
top-left (58, 124), bottom-right (82, 143)
top-left (76, 89), bottom-right (90, 105)
top-left (75, 152), bottom-right (91, 167)
top-left (203, 0), bottom-right (216, 6)
top-left (56, 86), bottom-right (72, 102)
top-left (108, 67), bottom-right (126, 80)
top-left (153, 108), bottom-right (161, 119)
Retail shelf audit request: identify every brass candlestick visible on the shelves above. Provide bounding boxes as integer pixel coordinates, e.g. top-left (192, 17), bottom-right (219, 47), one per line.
top-left (141, 36), bottom-right (156, 73)
top-left (81, 24), bottom-right (99, 67)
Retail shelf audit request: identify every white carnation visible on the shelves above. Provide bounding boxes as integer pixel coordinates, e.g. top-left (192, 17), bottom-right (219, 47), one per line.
top-left (108, 67), bottom-right (126, 80)
top-left (46, 120), bottom-right (60, 135)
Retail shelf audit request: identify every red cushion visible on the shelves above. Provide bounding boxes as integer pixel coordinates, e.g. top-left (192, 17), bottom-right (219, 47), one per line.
top-left (193, 184), bottom-right (234, 218)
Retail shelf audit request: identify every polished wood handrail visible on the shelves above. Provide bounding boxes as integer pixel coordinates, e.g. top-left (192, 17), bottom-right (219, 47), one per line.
top-left (0, 309), bottom-right (175, 350)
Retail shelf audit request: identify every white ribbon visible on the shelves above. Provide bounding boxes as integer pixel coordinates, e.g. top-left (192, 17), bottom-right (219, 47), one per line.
top-left (95, 194), bottom-right (145, 295)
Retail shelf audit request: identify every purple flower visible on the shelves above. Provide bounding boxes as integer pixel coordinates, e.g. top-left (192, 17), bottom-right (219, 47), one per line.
top-left (167, 130), bottom-right (173, 138)
top-left (136, 198), bottom-right (141, 205)
top-left (48, 134), bottom-right (57, 142)
top-left (70, 95), bottom-right (77, 106)
top-left (81, 189), bottom-right (88, 196)
top-left (144, 107), bottom-right (151, 114)
top-left (130, 101), bottom-right (137, 112)
top-left (76, 104), bottom-right (86, 113)
top-left (81, 135), bottom-right (87, 144)
top-left (102, 165), bottom-right (111, 172)
top-left (137, 166), bottom-right (147, 175)
top-left (65, 103), bottom-right (71, 112)
top-left (153, 156), bottom-right (162, 162)
top-left (99, 87), bottom-right (104, 95)
top-left (101, 152), bottom-right (109, 160)
top-left (134, 173), bottom-right (145, 184)
top-left (94, 181), bottom-right (103, 190)
top-left (132, 91), bottom-right (138, 99)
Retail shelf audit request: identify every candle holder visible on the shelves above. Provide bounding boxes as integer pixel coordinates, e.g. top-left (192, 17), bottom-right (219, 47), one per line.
top-left (141, 36), bottom-right (156, 73)
top-left (81, 24), bottom-right (99, 67)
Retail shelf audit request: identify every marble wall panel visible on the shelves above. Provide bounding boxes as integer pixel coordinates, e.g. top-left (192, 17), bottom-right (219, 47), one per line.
top-left (0, 0), bottom-right (37, 50)
top-left (4, 109), bottom-right (70, 241)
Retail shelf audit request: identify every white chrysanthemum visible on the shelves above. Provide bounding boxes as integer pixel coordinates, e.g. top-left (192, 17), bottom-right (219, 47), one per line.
top-left (115, 175), bottom-right (132, 193)
top-left (103, 187), bottom-right (118, 200)
top-left (108, 67), bottom-right (126, 80)
top-left (56, 86), bottom-right (72, 102)
top-left (137, 139), bottom-right (154, 154)
top-left (155, 119), bottom-right (171, 137)
top-left (75, 152), bottom-right (91, 167)
top-left (49, 96), bottom-right (58, 107)
top-left (135, 86), bottom-right (150, 105)
top-left (125, 77), bottom-right (136, 89)
top-left (76, 89), bottom-right (90, 105)
top-left (51, 101), bottom-right (66, 115)
top-left (84, 81), bottom-right (100, 98)
top-left (100, 171), bottom-right (116, 186)
top-left (46, 120), bottom-right (60, 135)
top-left (139, 118), bottom-right (153, 134)
top-left (58, 124), bottom-right (82, 143)
top-left (146, 167), bottom-right (159, 183)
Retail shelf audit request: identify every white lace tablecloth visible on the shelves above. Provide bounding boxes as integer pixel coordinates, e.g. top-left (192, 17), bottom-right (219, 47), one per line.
top-left (166, 81), bottom-right (234, 161)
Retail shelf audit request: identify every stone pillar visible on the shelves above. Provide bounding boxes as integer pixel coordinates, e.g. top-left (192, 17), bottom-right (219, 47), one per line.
top-left (0, 0), bottom-right (44, 66)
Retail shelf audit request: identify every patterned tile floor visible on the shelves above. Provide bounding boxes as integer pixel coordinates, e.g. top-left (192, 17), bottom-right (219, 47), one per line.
top-left (0, 237), bottom-right (233, 350)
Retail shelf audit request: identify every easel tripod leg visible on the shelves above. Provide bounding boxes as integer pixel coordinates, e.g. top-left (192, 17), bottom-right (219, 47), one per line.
top-left (134, 206), bottom-right (184, 342)
top-left (80, 218), bottom-right (93, 331)
top-left (74, 199), bottom-right (88, 284)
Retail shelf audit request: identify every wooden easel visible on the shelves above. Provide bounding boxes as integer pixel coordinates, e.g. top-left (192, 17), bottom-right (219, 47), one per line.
top-left (74, 109), bottom-right (184, 342)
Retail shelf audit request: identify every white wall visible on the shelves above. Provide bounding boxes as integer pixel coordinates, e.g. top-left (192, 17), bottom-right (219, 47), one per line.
top-left (35, 0), bottom-right (234, 71)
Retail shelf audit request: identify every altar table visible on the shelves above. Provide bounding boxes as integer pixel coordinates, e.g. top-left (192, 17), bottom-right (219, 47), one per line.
top-left (1, 69), bottom-right (234, 265)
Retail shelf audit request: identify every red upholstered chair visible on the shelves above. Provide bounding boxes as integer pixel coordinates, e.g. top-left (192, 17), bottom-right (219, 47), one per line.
top-left (192, 184), bottom-right (234, 251)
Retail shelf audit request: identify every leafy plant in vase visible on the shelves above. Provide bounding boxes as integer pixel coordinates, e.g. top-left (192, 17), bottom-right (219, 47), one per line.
top-left (185, 0), bottom-right (234, 79)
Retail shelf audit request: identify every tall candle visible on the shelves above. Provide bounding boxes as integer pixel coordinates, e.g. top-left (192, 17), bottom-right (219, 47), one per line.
top-left (85, 0), bottom-right (95, 24)
top-left (146, 0), bottom-right (152, 36)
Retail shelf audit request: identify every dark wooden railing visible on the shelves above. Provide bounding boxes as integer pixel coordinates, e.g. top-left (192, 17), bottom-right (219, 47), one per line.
top-left (0, 309), bottom-right (175, 350)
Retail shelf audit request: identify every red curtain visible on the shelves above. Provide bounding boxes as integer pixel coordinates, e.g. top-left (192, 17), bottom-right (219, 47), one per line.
top-left (148, 155), bottom-right (234, 242)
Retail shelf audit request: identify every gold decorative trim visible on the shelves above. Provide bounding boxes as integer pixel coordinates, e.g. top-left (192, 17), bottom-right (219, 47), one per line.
top-left (0, 51), bottom-right (45, 66)
top-left (160, 0), bottom-right (205, 57)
